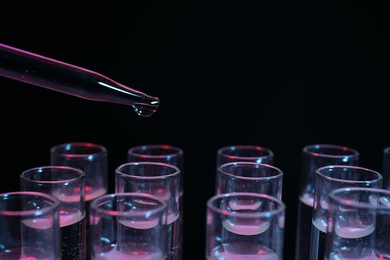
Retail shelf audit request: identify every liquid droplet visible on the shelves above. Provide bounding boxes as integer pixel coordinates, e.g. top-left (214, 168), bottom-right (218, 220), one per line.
top-left (132, 103), bottom-right (159, 117)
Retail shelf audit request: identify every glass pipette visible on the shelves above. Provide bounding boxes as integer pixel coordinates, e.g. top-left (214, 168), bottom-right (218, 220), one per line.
top-left (0, 42), bottom-right (160, 117)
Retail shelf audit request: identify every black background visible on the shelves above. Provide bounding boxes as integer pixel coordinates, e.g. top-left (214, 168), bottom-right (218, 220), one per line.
top-left (2, 1), bottom-right (389, 259)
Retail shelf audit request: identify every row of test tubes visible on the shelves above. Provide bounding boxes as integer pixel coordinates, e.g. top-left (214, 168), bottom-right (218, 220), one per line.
top-left (1, 143), bottom-right (389, 259)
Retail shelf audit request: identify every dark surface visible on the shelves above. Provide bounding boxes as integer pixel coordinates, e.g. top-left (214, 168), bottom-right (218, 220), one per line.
top-left (2, 1), bottom-right (389, 259)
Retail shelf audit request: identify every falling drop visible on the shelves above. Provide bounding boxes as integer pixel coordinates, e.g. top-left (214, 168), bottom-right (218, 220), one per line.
top-left (132, 101), bottom-right (159, 117)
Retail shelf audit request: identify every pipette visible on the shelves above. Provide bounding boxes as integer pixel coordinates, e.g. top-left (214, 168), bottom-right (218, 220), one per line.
top-left (0, 42), bottom-right (160, 117)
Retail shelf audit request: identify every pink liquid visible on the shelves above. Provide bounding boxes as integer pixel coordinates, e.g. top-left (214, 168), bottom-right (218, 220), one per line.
top-left (335, 225), bottom-right (374, 239)
top-left (22, 218), bottom-right (55, 229)
top-left (328, 252), bottom-right (382, 260)
top-left (208, 243), bottom-right (278, 260)
top-left (222, 219), bottom-right (270, 236)
top-left (326, 226), bottom-right (379, 260)
top-left (60, 211), bottom-right (83, 227)
top-left (85, 186), bottom-right (107, 202)
top-left (93, 247), bottom-right (164, 260)
top-left (0, 247), bottom-right (54, 260)
top-left (119, 219), bottom-right (159, 229)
